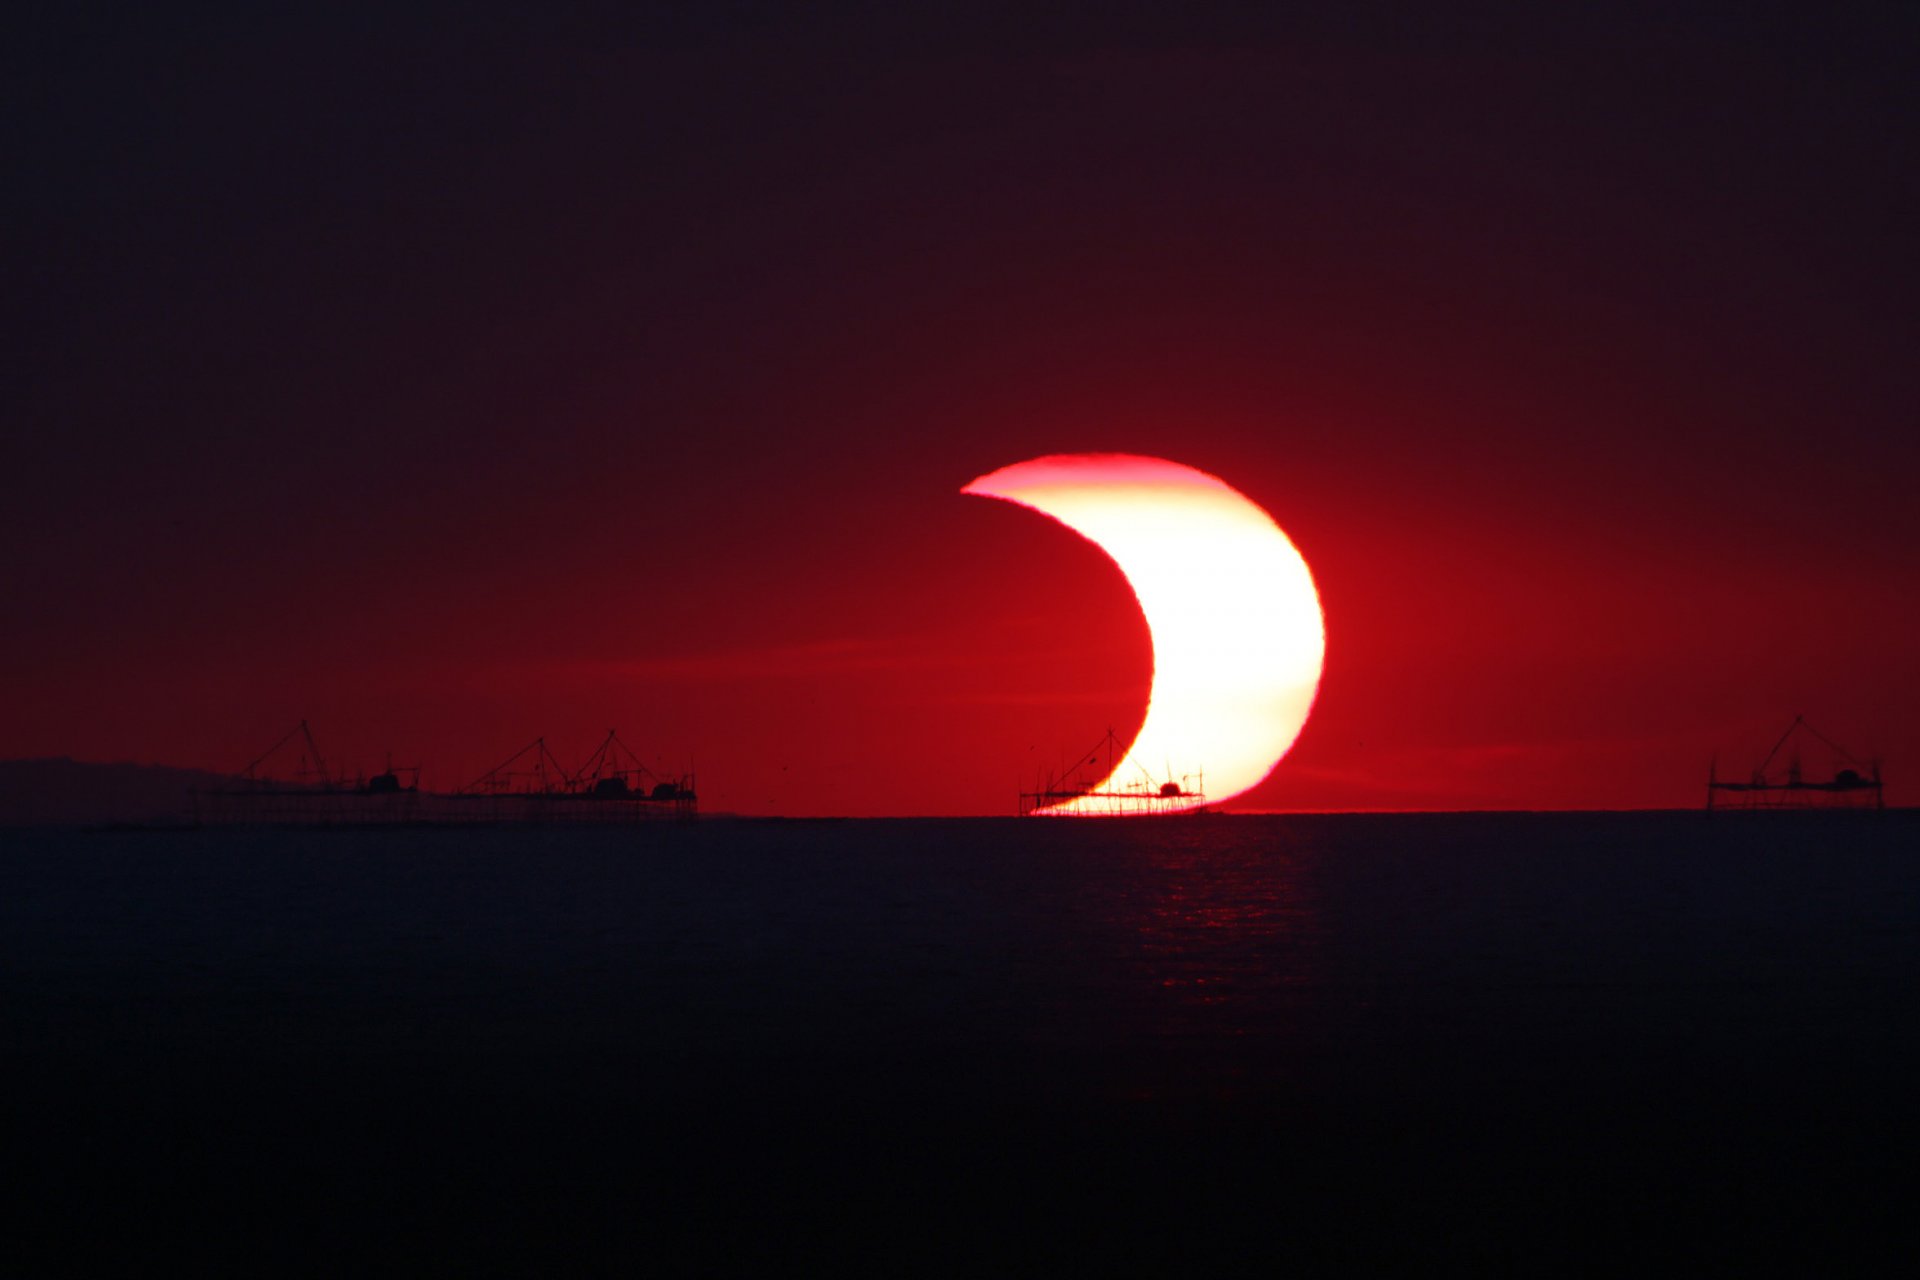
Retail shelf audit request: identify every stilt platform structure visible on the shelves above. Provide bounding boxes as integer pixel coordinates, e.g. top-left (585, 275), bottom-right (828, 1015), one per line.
top-left (1020, 727), bottom-right (1205, 817)
top-left (192, 720), bottom-right (423, 825)
top-left (451, 730), bottom-right (696, 824)
top-left (194, 724), bottom-right (694, 825)
top-left (1707, 715), bottom-right (1884, 812)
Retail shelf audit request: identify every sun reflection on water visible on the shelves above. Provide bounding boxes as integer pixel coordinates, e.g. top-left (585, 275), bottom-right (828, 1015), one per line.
top-left (1097, 821), bottom-right (1328, 1104)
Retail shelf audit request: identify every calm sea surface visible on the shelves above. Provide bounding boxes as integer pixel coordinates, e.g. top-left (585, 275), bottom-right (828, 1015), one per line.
top-left (6, 813), bottom-right (1919, 1272)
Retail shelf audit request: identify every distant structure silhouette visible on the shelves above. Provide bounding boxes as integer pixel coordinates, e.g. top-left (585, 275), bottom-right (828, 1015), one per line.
top-left (451, 729), bottom-right (696, 823)
top-left (194, 724), bottom-right (695, 825)
top-left (192, 720), bottom-right (422, 824)
top-left (1706, 715), bottom-right (1883, 811)
top-left (1020, 727), bottom-right (1206, 817)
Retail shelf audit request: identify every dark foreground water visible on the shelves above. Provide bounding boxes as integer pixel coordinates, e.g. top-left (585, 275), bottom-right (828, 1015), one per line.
top-left (6, 813), bottom-right (1919, 1273)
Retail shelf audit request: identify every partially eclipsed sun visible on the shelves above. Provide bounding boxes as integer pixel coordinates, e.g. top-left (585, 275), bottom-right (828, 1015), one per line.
top-left (964, 454), bottom-right (1324, 813)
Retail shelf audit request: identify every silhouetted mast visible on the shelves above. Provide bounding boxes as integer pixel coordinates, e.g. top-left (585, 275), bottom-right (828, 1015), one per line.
top-left (238, 719), bottom-right (332, 787)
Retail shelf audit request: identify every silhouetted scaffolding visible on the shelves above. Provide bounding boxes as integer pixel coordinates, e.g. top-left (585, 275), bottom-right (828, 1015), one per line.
top-left (450, 730), bottom-right (697, 824)
top-left (193, 724), bottom-right (695, 826)
top-left (1020, 727), bottom-right (1205, 817)
top-left (1707, 715), bottom-right (1884, 812)
top-left (192, 720), bottom-right (423, 825)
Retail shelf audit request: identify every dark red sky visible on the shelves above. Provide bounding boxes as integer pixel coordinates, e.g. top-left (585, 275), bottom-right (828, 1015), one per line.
top-left (7, 2), bottom-right (1916, 813)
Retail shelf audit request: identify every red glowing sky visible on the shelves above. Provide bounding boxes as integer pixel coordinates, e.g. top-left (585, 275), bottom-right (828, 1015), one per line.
top-left (5, 4), bottom-right (1916, 813)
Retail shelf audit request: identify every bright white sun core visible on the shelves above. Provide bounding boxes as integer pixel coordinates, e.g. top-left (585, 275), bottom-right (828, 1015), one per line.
top-left (963, 453), bottom-right (1324, 814)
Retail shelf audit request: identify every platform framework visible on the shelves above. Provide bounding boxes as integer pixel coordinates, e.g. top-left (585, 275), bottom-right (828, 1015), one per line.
top-left (1706, 716), bottom-right (1883, 812)
top-left (193, 724), bottom-right (696, 825)
top-left (1020, 727), bottom-right (1206, 817)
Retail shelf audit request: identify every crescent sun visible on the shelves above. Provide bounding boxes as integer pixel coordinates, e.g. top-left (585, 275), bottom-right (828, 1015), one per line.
top-left (963, 454), bottom-right (1325, 814)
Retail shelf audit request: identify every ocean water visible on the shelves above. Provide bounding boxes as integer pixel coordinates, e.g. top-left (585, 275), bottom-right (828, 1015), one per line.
top-left (6, 813), bottom-right (1918, 1273)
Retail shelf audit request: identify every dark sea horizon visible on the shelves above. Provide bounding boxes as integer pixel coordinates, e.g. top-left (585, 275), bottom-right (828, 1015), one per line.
top-left (7, 812), bottom-right (1918, 1273)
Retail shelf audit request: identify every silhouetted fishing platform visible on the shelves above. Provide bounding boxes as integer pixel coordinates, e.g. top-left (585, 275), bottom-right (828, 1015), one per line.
top-left (1707, 715), bottom-right (1883, 811)
top-left (1020, 728), bottom-right (1206, 817)
top-left (192, 723), bottom-right (696, 826)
